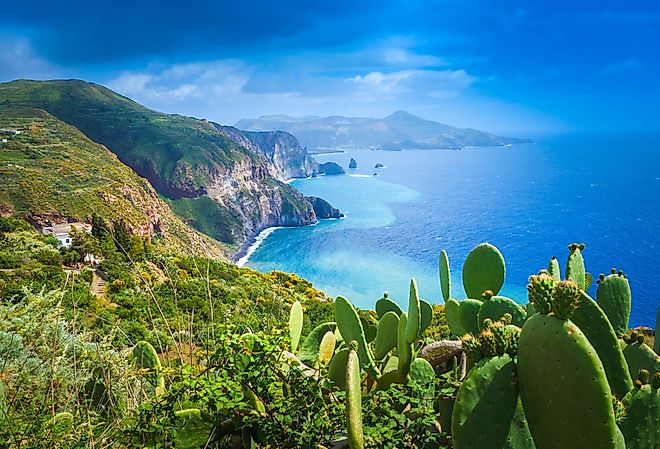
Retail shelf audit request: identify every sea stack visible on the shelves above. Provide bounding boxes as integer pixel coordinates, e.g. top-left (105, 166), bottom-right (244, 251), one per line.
top-left (349, 158), bottom-right (358, 169)
top-left (375, 163), bottom-right (384, 168)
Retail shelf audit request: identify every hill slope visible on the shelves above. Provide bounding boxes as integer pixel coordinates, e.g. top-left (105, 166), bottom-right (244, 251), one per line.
top-left (236, 110), bottom-right (530, 151)
top-left (0, 107), bottom-right (226, 258)
top-left (0, 80), bottom-right (324, 248)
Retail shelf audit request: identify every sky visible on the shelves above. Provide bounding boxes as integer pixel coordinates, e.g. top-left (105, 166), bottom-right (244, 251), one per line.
top-left (1, 0), bottom-right (658, 135)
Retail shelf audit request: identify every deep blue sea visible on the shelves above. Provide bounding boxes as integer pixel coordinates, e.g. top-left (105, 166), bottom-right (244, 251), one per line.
top-left (246, 133), bottom-right (660, 327)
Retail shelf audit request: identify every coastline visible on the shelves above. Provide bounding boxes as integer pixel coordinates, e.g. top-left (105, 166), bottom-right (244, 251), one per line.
top-left (234, 226), bottom-right (284, 268)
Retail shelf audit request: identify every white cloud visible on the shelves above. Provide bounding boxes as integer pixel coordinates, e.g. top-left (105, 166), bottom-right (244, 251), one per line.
top-left (348, 69), bottom-right (476, 98)
top-left (0, 35), bottom-right (61, 81)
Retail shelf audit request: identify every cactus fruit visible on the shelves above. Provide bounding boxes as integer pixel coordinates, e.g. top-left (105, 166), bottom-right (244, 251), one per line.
top-left (565, 243), bottom-right (587, 289)
top-left (346, 349), bottom-right (364, 449)
top-left (618, 376), bottom-right (660, 449)
top-left (445, 298), bottom-right (466, 337)
top-left (452, 354), bottom-right (530, 449)
top-left (526, 272), bottom-right (555, 315)
top-left (596, 272), bottom-right (632, 338)
top-left (439, 249), bottom-right (451, 302)
top-left (334, 296), bottom-right (379, 377)
top-left (518, 313), bottom-right (622, 449)
top-left (298, 322), bottom-right (337, 364)
top-left (458, 298), bottom-right (483, 335)
top-left (622, 336), bottom-right (660, 380)
top-left (375, 293), bottom-right (403, 318)
top-left (462, 243), bottom-right (506, 299)
top-left (318, 331), bottom-right (337, 366)
top-left (289, 300), bottom-right (304, 352)
top-left (133, 340), bottom-right (165, 393)
top-left (397, 312), bottom-right (413, 379)
top-left (374, 311), bottom-right (399, 359)
top-left (420, 300), bottom-right (434, 336)
top-left (478, 291), bottom-right (527, 329)
top-left (328, 348), bottom-right (350, 390)
top-left (548, 256), bottom-right (561, 281)
top-left (551, 280), bottom-right (581, 320)
top-left (406, 279), bottom-right (421, 344)
top-left (461, 319), bottom-right (520, 362)
top-left (571, 292), bottom-right (633, 398)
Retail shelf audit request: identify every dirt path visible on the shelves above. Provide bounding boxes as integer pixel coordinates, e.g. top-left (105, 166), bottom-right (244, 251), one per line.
top-left (91, 271), bottom-right (107, 298)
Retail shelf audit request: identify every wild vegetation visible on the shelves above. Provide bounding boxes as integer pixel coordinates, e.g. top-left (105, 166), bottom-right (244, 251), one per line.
top-left (1, 209), bottom-right (657, 447)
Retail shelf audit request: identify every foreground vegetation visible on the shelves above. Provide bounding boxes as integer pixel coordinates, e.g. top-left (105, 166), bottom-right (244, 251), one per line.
top-left (0, 215), bottom-right (658, 448)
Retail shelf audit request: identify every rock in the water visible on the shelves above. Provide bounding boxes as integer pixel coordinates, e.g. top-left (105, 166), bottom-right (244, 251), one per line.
top-left (305, 196), bottom-right (344, 219)
top-left (349, 158), bottom-right (358, 169)
top-left (375, 163), bottom-right (384, 168)
top-left (318, 161), bottom-right (345, 175)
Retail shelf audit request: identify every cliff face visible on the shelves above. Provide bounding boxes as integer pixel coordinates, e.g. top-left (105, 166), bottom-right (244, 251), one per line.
top-left (0, 79), bottom-right (333, 251)
top-left (213, 124), bottom-right (318, 180)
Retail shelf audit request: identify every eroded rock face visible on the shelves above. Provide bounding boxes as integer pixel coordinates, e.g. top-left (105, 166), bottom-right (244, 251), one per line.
top-left (318, 162), bottom-right (345, 175)
top-left (349, 158), bottom-right (358, 169)
top-left (305, 196), bottom-right (344, 219)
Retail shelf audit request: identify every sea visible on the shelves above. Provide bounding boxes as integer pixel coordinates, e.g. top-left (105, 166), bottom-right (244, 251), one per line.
top-left (244, 133), bottom-right (660, 327)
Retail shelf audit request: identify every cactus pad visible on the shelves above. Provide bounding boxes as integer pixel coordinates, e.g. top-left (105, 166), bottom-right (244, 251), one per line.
top-left (462, 243), bottom-right (506, 299)
top-left (397, 312), bottom-right (413, 379)
top-left (548, 256), bottom-right (561, 281)
top-left (289, 300), bottom-right (304, 352)
top-left (571, 292), bottom-right (633, 398)
top-left (518, 313), bottom-right (621, 449)
top-left (374, 311), bottom-right (399, 359)
top-left (133, 340), bottom-right (165, 392)
top-left (445, 298), bottom-right (466, 337)
top-left (439, 249), bottom-right (451, 302)
top-left (298, 322), bottom-right (337, 364)
top-left (565, 243), bottom-right (587, 289)
top-left (405, 278), bottom-right (421, 344)
top-left (328, 348), bottom-right (350, 390)
top-left (334, 296), bottom-right (379, 377)
top-left (623, 339), bottom-right (660, 380)
top-left (375, 294), bottom-right (403, 318)
top-left (420, 300), bottom-right (434, 336)
top-left (346, 349), bottom-right (364, 449)
top-left (452, 354), bottom-right (527, 449)
top-left (318, 331), bottom-right (337, 366)
top-left (596, 272), bottom-right (632, 338)
top-left (619, 382), bottom-right (660, 449)
top-left (458, 298), bottom-right (483, 335)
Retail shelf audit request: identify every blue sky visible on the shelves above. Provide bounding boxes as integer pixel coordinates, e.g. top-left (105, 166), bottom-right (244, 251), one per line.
top-left (1, 0), bottom-right (658, 135)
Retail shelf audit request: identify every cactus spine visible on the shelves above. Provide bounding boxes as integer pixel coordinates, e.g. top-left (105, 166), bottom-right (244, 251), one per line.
top-left (462, 243), bottom-right (506, 299)
top-left (596, 271), bottom-right (632, 338)
top-left (346, 348), bottom-right (364, 449)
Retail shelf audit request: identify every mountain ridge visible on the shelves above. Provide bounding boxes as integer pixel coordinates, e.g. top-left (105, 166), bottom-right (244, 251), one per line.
top-left (236, 110), bottom-right (530, 151)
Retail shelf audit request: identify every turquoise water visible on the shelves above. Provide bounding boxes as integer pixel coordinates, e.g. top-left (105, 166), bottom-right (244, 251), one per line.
top-left (247, 133), bottom-right (660, 327)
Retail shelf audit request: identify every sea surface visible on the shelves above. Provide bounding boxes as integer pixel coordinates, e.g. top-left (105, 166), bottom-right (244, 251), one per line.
top-left (246, 133), bottom-right (660, 327)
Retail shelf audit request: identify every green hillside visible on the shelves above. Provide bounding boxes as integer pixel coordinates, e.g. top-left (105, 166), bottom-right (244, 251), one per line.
top-left (0, 107), bottom-right (227, 258)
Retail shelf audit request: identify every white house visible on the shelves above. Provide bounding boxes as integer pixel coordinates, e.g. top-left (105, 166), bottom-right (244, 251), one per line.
top-left (42, 222), bottom-right (92, 247)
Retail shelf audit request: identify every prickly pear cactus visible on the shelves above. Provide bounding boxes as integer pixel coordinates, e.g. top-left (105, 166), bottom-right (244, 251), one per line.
top-left (318, 331), bottom-right (337, 366)
top-left (445, 298), bottom-right (466, 337)
top-left (174, 408), bottom-right (213, 449)
top-left (374, 311), bottom-right (399, 359)
top-left (375, 293), bottom-right (403, 318)
top-left (406, 278), bottom-right (421, 344)
top-left (518, 305), bottom-right (623, 449)
top-left (458, 298), bottom-right (483, 335)
top-left (289, 300), bottom-right (304, 352)
top-left (334, 296), bottom-right (379, 377)
top-left (346, 348), bottom-right (364, 449)
top-left (462, 243), bottom-right (506, 299)
top-left (478, 290), bottom-right (527, 330)
top-left (133, 340), bottom-right (165, 393)
top-left (409, 358), bottom-right (436, 407)
top-left (565, 243), bottom-right (586, 289)
top-left (439, 249), bottom-right (451, 302)
top-left (548, 256), bottom-right (561, 281)
top-left (0, 381), bottom-right (7, 423)
top-left (298, 322), bottom-right (337, 364)
top-left (596, 270), bottom-right (632, 338)
top-left (571, 291), bottom-right (633, 398)
top-left (618, 371), bottom-right (660, 449)
top-left (397, 312), bottom-right (413, 379)
top-left (622, 333), bottom-right (660, 379)
top-left (452, 354), bottom-right (533, 449)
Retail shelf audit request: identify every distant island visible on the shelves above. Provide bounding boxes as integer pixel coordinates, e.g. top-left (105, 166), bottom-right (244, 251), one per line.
top-left (236, 110), bottom-right (531, 152)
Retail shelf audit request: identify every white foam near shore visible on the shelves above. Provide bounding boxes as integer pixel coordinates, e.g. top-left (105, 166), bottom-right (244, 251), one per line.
top-left (236, 226), bottom-right (283, 267)
top-left (349, 174), bottom-right (372, 178)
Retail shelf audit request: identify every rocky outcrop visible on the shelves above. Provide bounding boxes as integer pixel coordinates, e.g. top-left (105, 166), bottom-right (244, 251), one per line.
top-left (318, 162), bottom-right (345, 175)
top-left (349, 158), bottom-right (358, 169)
top-left (213, 124), bottom-right (318, 180)
top-left (375, 163), bottom-right (384, 168)
top-left (305, 196), bottom-right (344, 219)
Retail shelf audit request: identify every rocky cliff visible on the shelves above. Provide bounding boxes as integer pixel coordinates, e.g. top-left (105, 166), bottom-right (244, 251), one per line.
top-left (0, 79), bottom-right (338, 252)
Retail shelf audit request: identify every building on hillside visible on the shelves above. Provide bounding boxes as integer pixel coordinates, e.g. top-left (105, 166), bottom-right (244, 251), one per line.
top-left (42, 222), bottom-right (92, 247)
